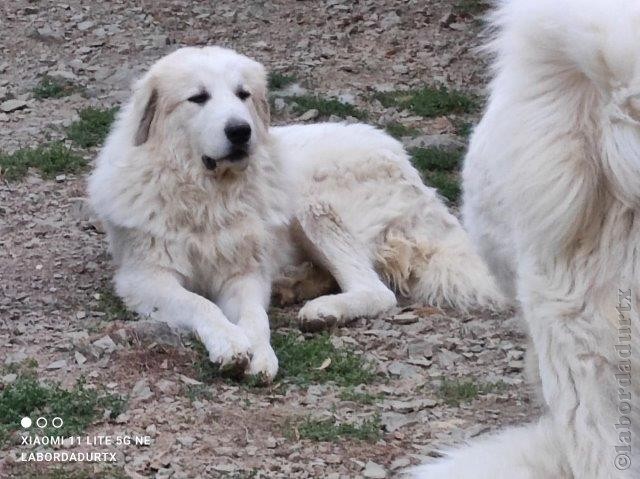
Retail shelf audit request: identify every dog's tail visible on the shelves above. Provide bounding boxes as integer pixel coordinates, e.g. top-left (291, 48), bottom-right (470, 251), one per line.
top-left (488, 0), bottom-right (640, 207)
top-left (409, 418), bottom-right (571, 479)
top-left (375, 190), bottom-right (506, 312)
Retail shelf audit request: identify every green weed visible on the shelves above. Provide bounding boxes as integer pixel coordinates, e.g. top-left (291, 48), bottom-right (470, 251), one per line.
top-left (33, 76), bottom-right (80, 99)
top-left (375, 86), bottom-right (478, 118)
top-left (0, 143), bottom-right (85, 181)
top-left (0, 374), bottom-right (125, 447)
top-left (292, 95), bottom-right (367, 120)
top-left (288, 414), bottom-right (382, 442)
top-left (67, 107), bottom-right (117, 148)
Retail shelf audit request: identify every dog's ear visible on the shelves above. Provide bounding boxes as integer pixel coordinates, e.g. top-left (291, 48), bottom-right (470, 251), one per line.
top-left (134, 88), bottom-right (158, 146)
top-left (253, 83), bottom-right (270, 129)
top-left (245, 61), bottom-right (270, 130)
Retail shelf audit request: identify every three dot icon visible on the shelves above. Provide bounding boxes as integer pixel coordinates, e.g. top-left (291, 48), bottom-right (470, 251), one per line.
top-left (20, 417), bottom-right (63, 428)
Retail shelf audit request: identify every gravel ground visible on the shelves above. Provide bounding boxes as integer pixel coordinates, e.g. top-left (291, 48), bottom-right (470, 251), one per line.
top-left (0, 1), bottom-right (539, 478)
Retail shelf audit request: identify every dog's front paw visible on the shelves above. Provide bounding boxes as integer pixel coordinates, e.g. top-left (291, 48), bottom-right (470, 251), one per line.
top-left (247, 343), bottom-right (279, 382)
top-left (199, 325), bottom-right (252, 376)
top-left (297, 296), bottom-right (345, 332)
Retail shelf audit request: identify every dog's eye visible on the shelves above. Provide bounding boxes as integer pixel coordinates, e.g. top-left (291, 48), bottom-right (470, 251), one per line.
top-left (236, 89), bottom-right (251, 101)
top-left (188, 92), bottom-right (210, 104)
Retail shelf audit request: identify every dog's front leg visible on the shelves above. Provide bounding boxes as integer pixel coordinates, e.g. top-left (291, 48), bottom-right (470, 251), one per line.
top-left (115, 267), bottom-right (252, 373)
top-left (218, 274), bottom-right (278, 381)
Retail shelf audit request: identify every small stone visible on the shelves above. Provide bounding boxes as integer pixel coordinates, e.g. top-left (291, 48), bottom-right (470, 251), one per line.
top-left (0, 99), bottom-right (27, 113)
top-left (179, 374), bottom-right (202, 386)
top-left (132, 378), bottom-right (153, 401)
top-left (265, 436), bottom-right (277, 448)
top-left (507, 359), bottom-right (525, 371)
top-left (381, 412), bottom-right (418, 432)
top-left (74, 351), bottom-right (87, 365)
top-left (77, 20), bottom-right (95, 31)
top-left (212, 464), bottom-right (237, 473)
top-left (390, 457), bottom-right (411, 470)
top-left (384, 398), bottom-right (437, 413)
top-left (2, 373), bottom-right (17, 384)
top-left (389, 312), bottom-right (419, 325)
top-left (387, 361), bottom-right (423, 379)
top-left (75, 310), bottom-right (85, 319)
top-left (46, 359), bottom-right (67, 370)
top-left (298, 109), bottom-right (319, 121)
top-left (363, 461), bottom-right (387, 478)
top-left (5, 352), bottom-right (28, 365)
top-left (92, 335), bottom-right (117, 353)
top-left (35, 26), bottom-right (64, 42)
top-left (156, 379), bottom-right (178, 394)
top-left (128, 321), bottom-right (181, 347)
top-left (115, 413), bottom-right (130, 423)
top-left (177, 435), bottom-right (196, 447)
top-left (392, 64), bottom-right (409, 75)
top-left (146, 424), bottom-right (157, 437)
top-left (274, 97), bottom-right (286, 111)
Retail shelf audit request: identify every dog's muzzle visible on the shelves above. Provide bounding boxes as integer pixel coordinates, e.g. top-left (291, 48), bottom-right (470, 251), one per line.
top-left (202, 148), bottom-right (249, 171)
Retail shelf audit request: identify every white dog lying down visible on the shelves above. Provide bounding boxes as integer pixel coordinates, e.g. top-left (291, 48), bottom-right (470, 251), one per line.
top-left (88, 46), bottom-right (502, 380)
top-left (413, 0), bottom-right (639, 477)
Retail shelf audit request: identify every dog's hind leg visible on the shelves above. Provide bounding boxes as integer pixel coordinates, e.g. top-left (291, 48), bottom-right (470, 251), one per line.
top-left (294, 201), bottom-right (397, 332)
top-left (115, 267), bottom-right (252, 374)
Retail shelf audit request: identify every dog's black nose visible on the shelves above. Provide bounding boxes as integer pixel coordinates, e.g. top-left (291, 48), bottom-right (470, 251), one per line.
top-left (224, 122), bottom-right (251, 146)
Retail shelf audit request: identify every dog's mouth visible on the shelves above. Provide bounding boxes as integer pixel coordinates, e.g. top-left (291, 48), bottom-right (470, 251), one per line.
top-left (202, 149), bottom-right (249, 171)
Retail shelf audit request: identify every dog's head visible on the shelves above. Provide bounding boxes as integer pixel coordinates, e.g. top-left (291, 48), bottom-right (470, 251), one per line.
top-left (129, 46), bottom-right (270, 174)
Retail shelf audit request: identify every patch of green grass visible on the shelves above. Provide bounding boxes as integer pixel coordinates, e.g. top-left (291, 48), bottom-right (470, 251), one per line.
top-left (411, 147), bottom-right (464, 203)
top-left (67, 107), bottom-right (117, 148)
top-left (375, 86), bottom-right (478, 118)
top-left (183, 384), bottom-right (213, 402)
top-left (0, 373), bottom-right (125, 447)
top-left (268, 72), bottom-right (297, 90)
top-left (190, 331), bottom-right (376, 387)
top-left (273, 332), bottom-right (376, 387)
top-left (0, 143), bottom-right (85, 181)
top-left (438, 379), bottom-right (508, 406)
top-left (453, 0), bottom-right (491, 16)
top-left (338, 387), bottom-right (382, 405)
top-left (424, 171), bottom-right (461, 203)
top-left (385, 122), bottom-right (420, 139)
top-left (288, 415), bottom-right (382, 442)
top-left (454, 120), bottom-right (474, 138)
top-left (96, 287), bottom-right (137, 321)
top-left (33, 76), bottom-right (80, 99)
top-left (412, 147), bottom-right (463, 172)
top-left (292, 95), bottom-right (367, 120)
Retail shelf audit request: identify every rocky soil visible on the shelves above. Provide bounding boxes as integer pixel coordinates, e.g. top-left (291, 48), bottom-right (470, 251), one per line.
top-left (0, 1), bottom-right (539, 478)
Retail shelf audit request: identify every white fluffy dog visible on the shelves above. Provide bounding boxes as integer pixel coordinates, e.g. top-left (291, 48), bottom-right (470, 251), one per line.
top-left (413, 0), bottom-right (639, 477)
top-left (89, 46), bottom-right (502, 381)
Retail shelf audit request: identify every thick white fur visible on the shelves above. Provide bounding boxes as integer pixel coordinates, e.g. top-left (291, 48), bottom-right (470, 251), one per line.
top-left (89, 46), bottom-right (503, 380)
top-left (414, 0), bottom-right (640, 477)
top-left (272, 123), bottom-right (504, 330)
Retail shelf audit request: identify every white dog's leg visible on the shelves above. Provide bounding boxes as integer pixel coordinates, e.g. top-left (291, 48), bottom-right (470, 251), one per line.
top-left (410, 418), bottom-right (571, 479)
top-left (217, 275), bottom-right (278, 381)
top-left (294, 202), bottom-right (397, 331)
top-left (115, 268), bottom-right (252, 372)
